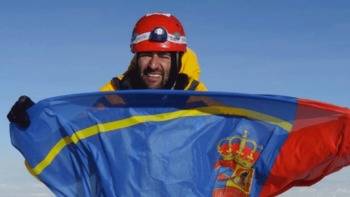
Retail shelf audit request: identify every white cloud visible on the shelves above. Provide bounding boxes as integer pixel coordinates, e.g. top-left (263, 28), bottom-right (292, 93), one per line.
top-left (282, 168), bottom-right (350, 197)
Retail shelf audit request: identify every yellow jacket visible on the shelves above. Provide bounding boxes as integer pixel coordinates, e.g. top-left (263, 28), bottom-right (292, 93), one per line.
top-left (100, 48), bottom-right (207, 91)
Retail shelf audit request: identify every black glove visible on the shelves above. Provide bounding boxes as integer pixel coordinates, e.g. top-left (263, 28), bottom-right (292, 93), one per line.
top-left (7, 95), bottom-right (35, 128)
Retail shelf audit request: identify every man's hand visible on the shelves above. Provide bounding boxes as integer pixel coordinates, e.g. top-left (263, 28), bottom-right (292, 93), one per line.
top-left (7, 96), bottom-right (35, 128)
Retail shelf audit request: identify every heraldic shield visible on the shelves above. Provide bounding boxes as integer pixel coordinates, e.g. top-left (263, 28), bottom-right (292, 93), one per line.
top-left (213, 130), bottom-right (262, 197)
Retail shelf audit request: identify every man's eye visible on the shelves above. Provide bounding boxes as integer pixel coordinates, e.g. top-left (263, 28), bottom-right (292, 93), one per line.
top-left (158, 53), bottom-right (171, 59)
top-left (139, 53), bottom-right (153, 57)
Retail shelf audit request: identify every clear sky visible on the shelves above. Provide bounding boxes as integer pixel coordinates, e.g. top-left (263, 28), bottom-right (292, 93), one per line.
top-left (1, 1), bottom-right (350, 196)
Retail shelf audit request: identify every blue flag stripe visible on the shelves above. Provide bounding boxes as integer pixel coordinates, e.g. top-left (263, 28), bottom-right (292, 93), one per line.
top-left (26, 105), bottom-right (292, 176)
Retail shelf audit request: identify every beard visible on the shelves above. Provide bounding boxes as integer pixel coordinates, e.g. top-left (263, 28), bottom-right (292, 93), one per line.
top-left (139, 67), bottom-right (169, 89)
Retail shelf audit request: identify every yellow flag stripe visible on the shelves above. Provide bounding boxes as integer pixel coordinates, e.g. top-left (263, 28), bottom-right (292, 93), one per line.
top-left (27, 105), bottom-right (292, 176)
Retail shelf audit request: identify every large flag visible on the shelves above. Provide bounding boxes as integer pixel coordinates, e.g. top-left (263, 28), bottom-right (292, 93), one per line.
top-left (10, 91), bottom-right (350, 197)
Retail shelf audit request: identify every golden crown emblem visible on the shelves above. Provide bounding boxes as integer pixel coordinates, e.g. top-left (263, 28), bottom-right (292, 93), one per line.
top-left (217, 130), bottom-right (261, 168)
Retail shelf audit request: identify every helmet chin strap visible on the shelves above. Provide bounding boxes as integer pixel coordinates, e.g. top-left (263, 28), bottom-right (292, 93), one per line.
top-left (164, 52), bottom-right (181, 89)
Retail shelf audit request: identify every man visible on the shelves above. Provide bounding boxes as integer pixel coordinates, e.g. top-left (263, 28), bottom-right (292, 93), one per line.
top-left (8, 12), bottom-right (207, 128)
top-left (100, 12), bottom-right (207, 91)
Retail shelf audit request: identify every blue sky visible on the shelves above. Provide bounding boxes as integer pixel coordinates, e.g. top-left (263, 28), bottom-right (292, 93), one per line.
top-left (1, 1), bottom-right (350, 196)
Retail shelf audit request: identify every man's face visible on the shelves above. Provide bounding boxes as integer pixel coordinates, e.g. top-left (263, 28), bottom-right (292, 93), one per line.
top-left (138, 52), bottom-right (172, 89)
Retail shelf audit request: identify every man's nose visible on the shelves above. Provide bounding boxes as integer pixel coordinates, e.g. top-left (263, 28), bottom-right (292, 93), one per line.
top-left (149, 54), bottom-right (160, 69)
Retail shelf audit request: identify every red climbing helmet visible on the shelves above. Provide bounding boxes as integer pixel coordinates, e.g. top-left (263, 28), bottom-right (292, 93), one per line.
top-left (130, 12), bottom-right (187, 53)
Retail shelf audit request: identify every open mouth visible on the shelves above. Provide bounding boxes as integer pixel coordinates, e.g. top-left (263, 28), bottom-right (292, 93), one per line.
top-left (142, 71), bottom-right (164, 86)
top-left (143, 71), bottom-right (163, 79)
top-left (145, 73), bottom-right (162, 78)
top-left (141, 68), bottom-right (166, 88)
